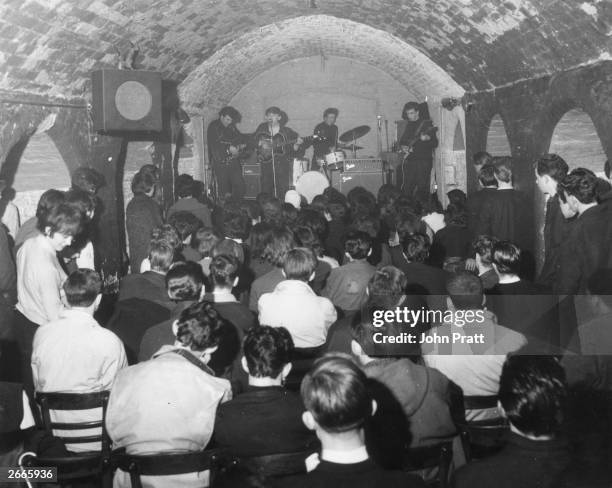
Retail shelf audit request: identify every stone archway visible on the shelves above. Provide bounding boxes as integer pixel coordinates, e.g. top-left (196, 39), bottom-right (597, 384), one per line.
top-left (486, 113), bottom-right (512, 156)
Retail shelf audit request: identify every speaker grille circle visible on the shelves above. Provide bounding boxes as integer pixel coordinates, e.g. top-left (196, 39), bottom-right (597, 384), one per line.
top-left (115, 81), bottom-right (152, 120)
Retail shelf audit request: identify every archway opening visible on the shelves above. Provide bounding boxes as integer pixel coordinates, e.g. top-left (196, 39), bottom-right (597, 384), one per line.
top-left (486, 114), bottom-right (512, 156)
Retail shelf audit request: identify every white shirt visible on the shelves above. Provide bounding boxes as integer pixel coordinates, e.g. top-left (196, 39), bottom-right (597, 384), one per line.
top-left (75, 241), bottom-right (95, 269)
top-left (16, 233), bottom-right (66, 325)
top-left (32, 309), bottom-right (127, 451)
top-left (2, 201), bottom-right (20, 238)
top-left (258, 280), bottom-right (337, 348)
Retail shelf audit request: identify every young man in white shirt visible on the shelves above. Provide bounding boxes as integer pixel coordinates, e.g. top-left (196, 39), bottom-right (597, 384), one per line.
top-left (32, 269), bottom-right (127, 452)
top-left (259, 247), bottom-right (337, 348)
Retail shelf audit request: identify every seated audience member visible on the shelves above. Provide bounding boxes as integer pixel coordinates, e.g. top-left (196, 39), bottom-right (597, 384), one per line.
top-left (119, 239), bottom-right (175, 310)
top-left (296, 209), bottom-right (338, 269)
top-left (487, 241), bottom-right (558, 348)
top-left (347, 187), bottom-right (377, 218)
top-left (260, 197), bottom-right (284, 227)
top-left (248, 222), bottom-right (275, 279)
top-left (63, 188), bottom-right (97, 271)
top-left (277, 355), bottom-right (426, 488)
top-left (430, 202), bottom-right (471, 270)
top-left (424, 273), bottom-right (526, 420)
top-left (190, 227), bottom-right (221, 279)
top-left (214, 326), bottom-right (317, 457)
top-left (472, 234), bottom-right (500, 290)
top-left (167, 173), bottom-right (212, 227)
top-left (32, 269), bottom-right (127, 452)
top-left (16, 203), bottom-right (82, 397)
top-left (139, 224), bottom-right (185, 272)
top-left (534, 154), bottom-right (569, 288)
top-left (137, 261), bottom-right (206, 362)
top-left (446, 188), bottom-right (467, 208)
top-left (259, 248), bottom-right (336, 348)
top-left (14, 188), bottom-right (65, 250)
top-left (351, 315), bottom-right (459, 457)
top-left (126, 170), bottom-right (163, 273)
top-left (294, 225), bottom-right (333, 294)
top-left (466, 163), bottom-right (497, 237)
top-left (249, 226), bottom-right (295, 311)
top-left (455, 356), bottom-right (570, 488)
top-left (323, 231), bottom-right (376, 314)
top-left (282, 202), bottom-right (299, 228)
top-left (350, 213), bottom-right (388, 267)
top-left (220, 202), bottom-right (251, 244)
top-left (324, 196), bottom-right (350, 264)
top-left (168, 211), bottom-right (204, 262)
top-left (106, 301), bottom-right (232, 488)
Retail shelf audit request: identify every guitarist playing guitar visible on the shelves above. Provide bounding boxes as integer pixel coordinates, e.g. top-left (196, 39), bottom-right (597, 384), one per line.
top-left (207, 106), bottom-right (248, 201)
top-left (253, 106), bottom-right (306, 199)
top-left (396, 101), bottom-right (438, 202)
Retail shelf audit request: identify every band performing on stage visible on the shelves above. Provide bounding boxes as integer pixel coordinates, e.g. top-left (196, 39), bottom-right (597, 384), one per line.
top-left (206, 102), bottom-right (438, 202)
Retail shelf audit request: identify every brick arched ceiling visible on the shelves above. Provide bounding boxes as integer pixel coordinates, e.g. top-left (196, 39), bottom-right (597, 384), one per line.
top-left (1, 0), bottom-right (611, 102)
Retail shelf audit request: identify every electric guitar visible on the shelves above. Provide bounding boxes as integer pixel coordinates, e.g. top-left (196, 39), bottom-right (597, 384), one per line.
top-left (219, 140), bottom-right (249, 164)
top-left (400, 120), bottom-right (438, 157)
top-left (257, 133), bottom-right (325, 160)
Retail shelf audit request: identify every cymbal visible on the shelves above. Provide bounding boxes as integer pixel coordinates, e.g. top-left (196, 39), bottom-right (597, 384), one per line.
top-left (336, 144), bottom-right (363, 150)
top-left (339, 125), bottom-right (371, 143)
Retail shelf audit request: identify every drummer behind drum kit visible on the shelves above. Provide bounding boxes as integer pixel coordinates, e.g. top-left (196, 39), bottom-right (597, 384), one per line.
top-left (293, 124), bottom-right (374, 202)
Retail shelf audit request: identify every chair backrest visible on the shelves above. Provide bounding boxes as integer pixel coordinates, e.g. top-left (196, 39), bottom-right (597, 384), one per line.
top-left (402, 441), bottom-right (453, 488)
top-left (463, 395), bottom-right (499, 411)
top-left (112, 449), bottom-right (223, 488)
top-left (459, 418), bottom-right (509, 461)
top-left (36, 391), bottom-right (111, 455)
top-left (239, 449), bottom-right (313, 478)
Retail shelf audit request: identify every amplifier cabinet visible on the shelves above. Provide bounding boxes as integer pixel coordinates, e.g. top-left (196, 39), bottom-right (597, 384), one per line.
top-left (242, 164), bottom-right (261, 199)
top-left (343, 158), bottom-right (384, 172)
top-left (331, 170), bottom-right (385, 195)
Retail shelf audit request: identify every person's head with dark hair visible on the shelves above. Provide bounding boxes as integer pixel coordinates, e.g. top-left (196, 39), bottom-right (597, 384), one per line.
top-left (328, 199), bottom-right (349, 224)
top-left (261, 226), bottom-right (295, 268)
top-left (323, 107), bottom-right (339, 123)
top-left (351, 316), bottom-right (407, 360)
top-left (560, 168), bottom-right (599, 214)
top-left (149, 239), bottom-right (174, 274)
top-left (605, 160), bottom-right (611, 180)
top-left (493, 156), bottom-right (514, 185)
top-left (219, 106), bottom-right (241, 125)
top-left (492, 240), bottom-right (521, 277)
top-left (473, 151), bottom-right (492, 173)
top-left (38, 203), bottom-right (83, 251)
top-left (191, 227), bottom-right (222, 258)
top-left (71, 167), bottom-right (103, 195)
top-left (535, 154), bottom-right (569, 197)
top-left (165, 261), bottom-right (204, 301)
top-left (347, 187), bottom-right (377, 217)
top-left (260, 198), bottom-right (283, 226)
top-left (282, 247), bottom-right (317, 282)
top-left (444, 202), bottom-right (467, 227)
top-left (296, 208), bottom-right (328, 240)
top-left (402, 233), bottom-right (430, 263)
top-left (169, 211), bottom-right (203, 243)
top-left (248, 222), bottom-right (274, 262)
top-left (402, 101), bottom-right (420, 121)
top-left (294, 225), bottom-right (324, 258)
top-left (395, 212), bottom-right (424, 244)
top-left (281, 203), bottom-right (298, 228)
top-left (35, 189), bottom-right (65, 223)
top-left (265, 106), bottom-right (282, 117)
top-left (63, 269), bottom-right (102, 310)
top-left (446, 272), bottom-right (484, 311)
top-left (323, 186), bottom-right (348, 206)
top-left (175, 174), bottom-right (195, 199)
top-left (173, 301), bottom-right (224, 355)
top-left (586, 268), bottom-right (612, 310)
top-left (137, 164), bottom-right (160, 182)
top-left (478, 164), bottom-right (498, 188)
top-left (242, 326), bottom-right (294, 384)
top-left (499, 356), bottom-right (567, 438)
top-left (309, 194), bottom-right (329, 217)
top-left (209, 254), bottom-right (240, 291)
top-left (377, 183), bottom-right (401, 207)
top-left (473, 234), bottom-right (498, 272)
top-left (301, 354), bottom-right (375, 436)
top-left (212, 238), bottom-right (245, 265)
top-left (131, 171), bottom-right (156, 197)
top-left (151, 224), bottom-right (183, 256)
top-left (65, 189), bottom-right (97, 220)
top-left (446, 189), bottom-right (467, 207)
top-left (221, 204), bottom-right (251, 241)
top-left (350, 213), bottom-right (380, 239)
top-left (344, 230), bottom-right (372, 261)
top-left (367, 266), bottom-right (407, 311)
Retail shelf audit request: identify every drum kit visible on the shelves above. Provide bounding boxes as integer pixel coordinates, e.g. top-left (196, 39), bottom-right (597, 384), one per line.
top-left (293, 124), bottom-right (371, 202)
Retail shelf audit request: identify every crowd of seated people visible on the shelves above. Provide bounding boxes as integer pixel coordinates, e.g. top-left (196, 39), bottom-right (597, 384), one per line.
top-left (1, 155), bottom-right (612, 488)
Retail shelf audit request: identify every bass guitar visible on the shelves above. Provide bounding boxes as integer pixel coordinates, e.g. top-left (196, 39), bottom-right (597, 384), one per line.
top-left (400, 120), bottom-right (438, 157)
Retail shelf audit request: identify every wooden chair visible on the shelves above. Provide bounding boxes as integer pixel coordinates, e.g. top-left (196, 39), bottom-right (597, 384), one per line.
top-left (402, 441), bottom-right (454, 488)
top-left (461, 395), bottom-right (509, 460)
top-left (112, 448), bottom-right (225, 488)
top-left (238, 449), bottom-right (314, 478)
top-left (22, 390), bottom-right (112, 487)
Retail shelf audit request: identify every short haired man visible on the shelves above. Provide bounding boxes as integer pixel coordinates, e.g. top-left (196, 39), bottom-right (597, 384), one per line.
top-left (455, 356), bottom-right (570, 488)
top-left (472, 234), bottom-right (499, 290)
top-left (32, 269), bottom-right (127, 452)
top-left (534, 154), bottom-right (569, 288)
top-left (311, 107), bottom-right (339, 170)
top-left (467, 163), bottom-right (498, 237)
top-left (14, 189), bottom-right (65, 250)
top-left (259, 248), bottom-right (337, 348)
top-left (167, 174), bottom-right (212, 227)
top-left (214, 326), bottom-right (317, 457)
top-left (472, 151), bottom-right (493, 176)
top-left (277, 355), bottom-right (426, 488)
top-left (323, 231), bottom-right (376, 314)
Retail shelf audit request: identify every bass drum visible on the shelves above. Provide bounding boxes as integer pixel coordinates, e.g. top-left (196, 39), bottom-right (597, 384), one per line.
top-left (295, 171), bottom-right (330, 203)
top-left (292, 158), bottom-right (309, 187)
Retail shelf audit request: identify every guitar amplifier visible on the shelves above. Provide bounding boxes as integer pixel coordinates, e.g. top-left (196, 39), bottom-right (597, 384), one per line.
top-left (343, 158), bottom-right (384, 172)
top-left (242, 164), bottom-right (261, 199)
top-left (331, 167), bottom-right (385, 195)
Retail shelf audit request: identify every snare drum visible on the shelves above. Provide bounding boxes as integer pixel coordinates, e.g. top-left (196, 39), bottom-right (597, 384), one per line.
top-left (323, 151), bottom-right (345, 171)
top-left (292, 158), bottom-right (309, 187)
top-left (295, 171), bottom-right (330, 203)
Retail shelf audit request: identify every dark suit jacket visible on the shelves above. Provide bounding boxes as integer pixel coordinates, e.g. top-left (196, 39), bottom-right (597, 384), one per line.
top-left (430, 224), bottom-right (471, 267)
top-left (125, 194), bottom-right (163, 272)
top-left (537, 194), bottom-right (566, 287)
top-left (214, 385), bottom-right (317, 457)
top-left (119, 271), bottom-right (174, 310)
top-left (467, 187), bottom-right (497, 237)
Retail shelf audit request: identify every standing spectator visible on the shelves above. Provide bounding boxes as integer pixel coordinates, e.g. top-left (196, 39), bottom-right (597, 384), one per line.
top-left (14, 189), bottom-right (65, 250)
top-left (106, 302), bottom-right (231, 488)
top-left (430, 203), bottom-right (471, 270)
top-left (167, 174), bottom-right (212, 227)
top-left (0, 223), bottom-right (16, 305)
top-left (190, 227), bottom-right (221, 279)
top-left (168, 211), bottom-right (204, 262)
top-left (32, 269), bottom-right (127, 452)
top-left (126, 170), bottom-right (163, 273)
top-left (0, 180), bottom-right (20, 239)
top-left (294, 225), bottom-right (333, 294)
top-left (472, 235), bottom-right (500, 291)
top-left (472, 151), bottom-right (493, 177)
top-left (467, 163), bottom-right (497, 238)
top-left (259, 248), bottom-right (336, 348)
